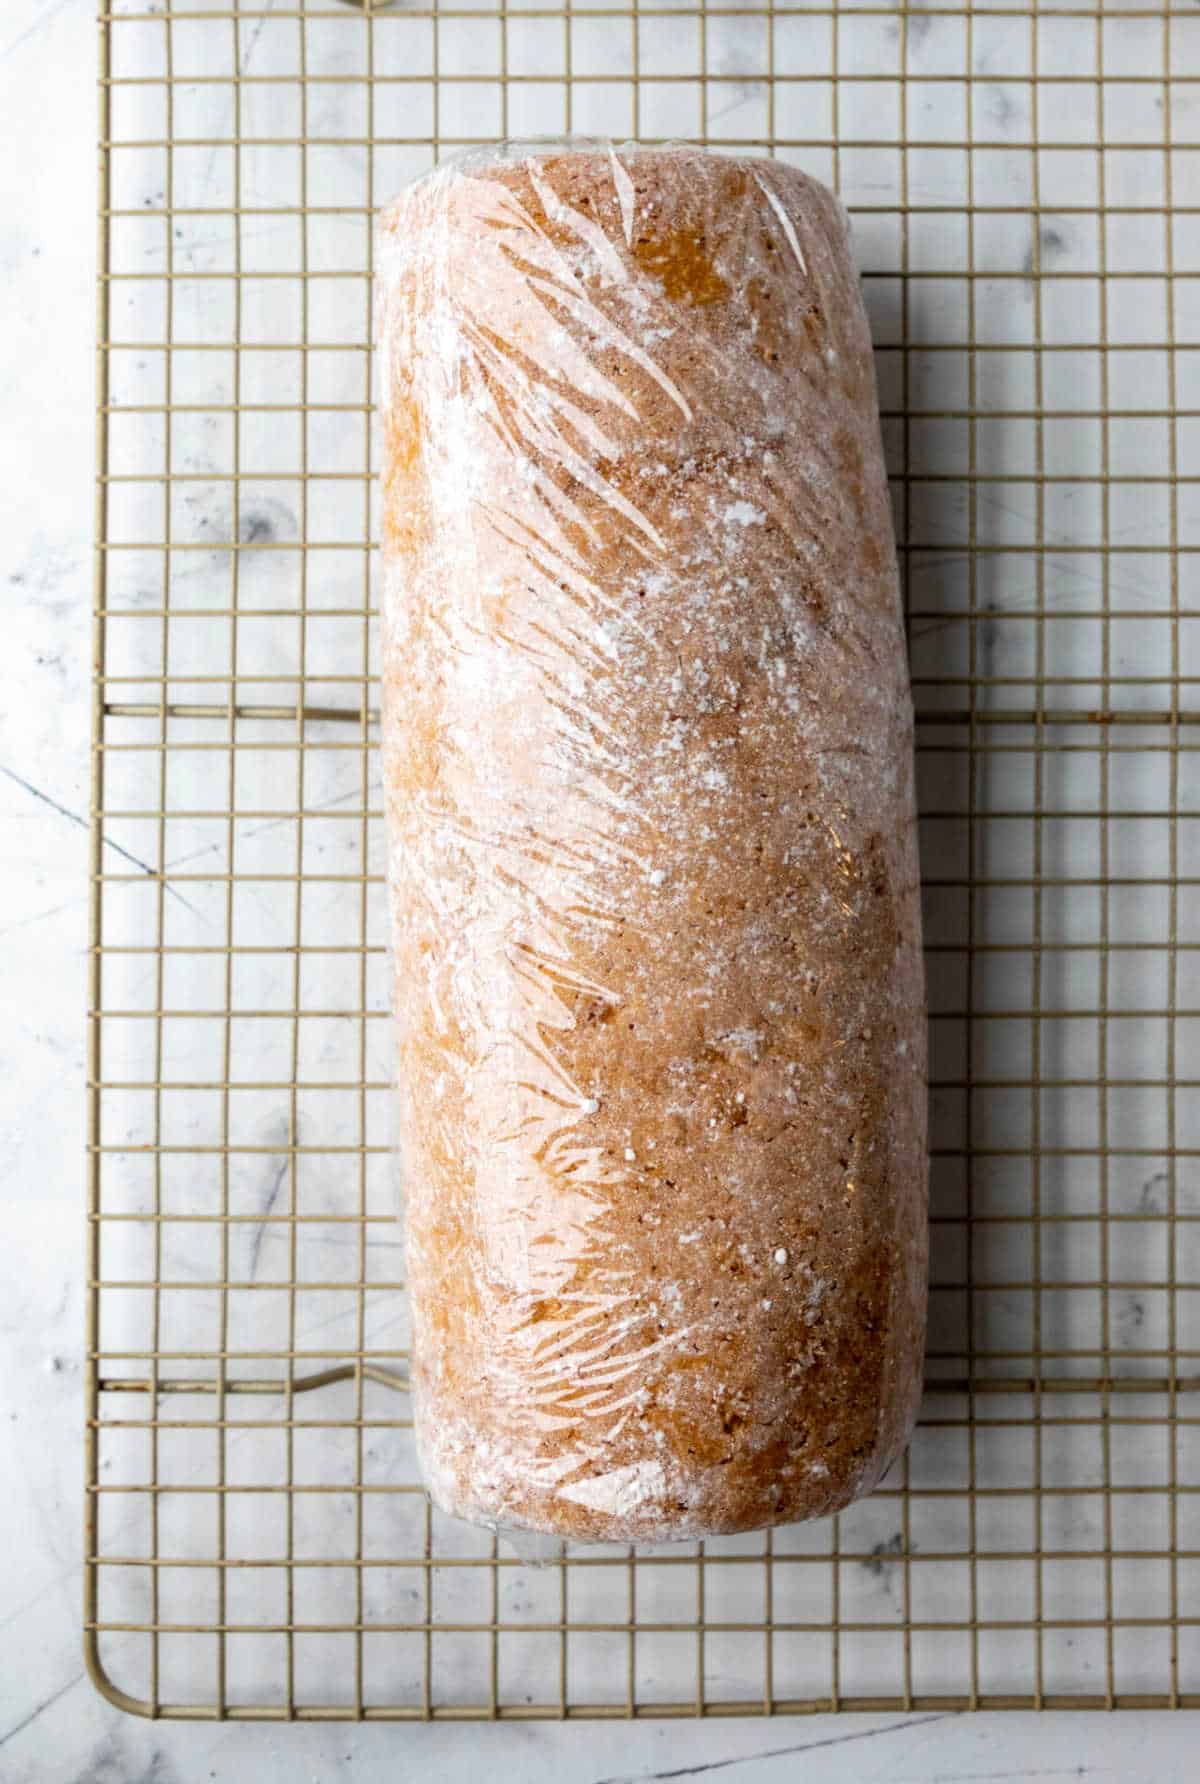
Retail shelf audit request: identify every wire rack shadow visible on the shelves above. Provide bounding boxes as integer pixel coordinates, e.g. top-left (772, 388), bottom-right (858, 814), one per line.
top-left (88, 0), bottom-right (1200, 1720)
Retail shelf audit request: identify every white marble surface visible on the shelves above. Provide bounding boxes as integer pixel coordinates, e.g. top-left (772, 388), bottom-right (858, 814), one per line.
top-left (3, 0), bottom-right (1200, 1776)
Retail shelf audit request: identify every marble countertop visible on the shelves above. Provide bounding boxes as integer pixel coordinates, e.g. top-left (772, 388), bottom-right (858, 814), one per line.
top-left (2, 0), bottom-right (1198, 1777)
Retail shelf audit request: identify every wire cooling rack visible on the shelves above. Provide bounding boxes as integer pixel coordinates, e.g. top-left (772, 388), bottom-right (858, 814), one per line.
top-left (87, 0), bottom-right (1200, 1721)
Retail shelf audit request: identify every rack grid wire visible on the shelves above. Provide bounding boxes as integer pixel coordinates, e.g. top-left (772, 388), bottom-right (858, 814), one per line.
top-left (87, 0), bottom-right (1200, 1720)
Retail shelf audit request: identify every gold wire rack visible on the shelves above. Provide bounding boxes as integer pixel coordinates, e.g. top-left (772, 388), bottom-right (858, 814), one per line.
top-left (87, 0), bottom-right (1199, 1721)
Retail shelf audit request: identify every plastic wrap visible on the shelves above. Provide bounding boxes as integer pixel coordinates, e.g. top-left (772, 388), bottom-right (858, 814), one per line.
top-left (376, 140), bottom-right (927, 1542)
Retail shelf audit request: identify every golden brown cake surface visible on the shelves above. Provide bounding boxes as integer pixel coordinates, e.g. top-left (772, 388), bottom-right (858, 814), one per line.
top-left (377, 142), bottom-right (927, 1540)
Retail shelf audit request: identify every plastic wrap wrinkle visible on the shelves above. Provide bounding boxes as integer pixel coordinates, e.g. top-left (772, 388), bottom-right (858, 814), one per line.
top-left (378, 138), bottom-right (928, 1542)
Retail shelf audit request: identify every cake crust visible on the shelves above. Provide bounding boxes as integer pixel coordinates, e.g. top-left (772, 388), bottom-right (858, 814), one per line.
top-left (377, 143), bottom-right (928, 1540)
